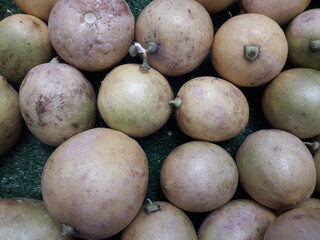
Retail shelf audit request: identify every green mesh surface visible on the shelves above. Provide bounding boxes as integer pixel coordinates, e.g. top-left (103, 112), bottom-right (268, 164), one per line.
top-left (1, 1), bottom-right (319, 239)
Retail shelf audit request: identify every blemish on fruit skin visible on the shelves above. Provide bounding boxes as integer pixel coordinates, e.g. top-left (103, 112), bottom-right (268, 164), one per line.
top-left (35, 94), bottom-right (51, 126)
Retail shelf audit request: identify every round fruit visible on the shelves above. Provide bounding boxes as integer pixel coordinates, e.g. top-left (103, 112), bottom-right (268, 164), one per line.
top-left (134, 0), bottom-right (214, 76)
top-left (170, 76), bottom-right (249, 142)
top-left (198, 199), bottom-right (276, 240)
top-left (0, 198), bottom-right (72, 240)
top-left (211, 13), bottom-right (288, 87)
top-left (121, 200), bottom-right (197, 240)
top-left (160, 141), bottom-right (238, 212)
top-left (195, 0), bottom-right (234, 14)
top-left (313, 136), bottom-right (320, 194)
top-left (97, 63), bottom-right (174, 138)
top-left (286, 8), bottom-right (320, 70)
top-left (48, 0), bottom-right (135, 72)
top-left (41, 128), bottom-right (149, 240)
top-left (262, 68), bottom-right (320, 139)
top-left (0, 76), bottom-right (23, 156)
top-left (239, 0), bottom-right (311, 25)
top-left (264, 207), bottom-right (320, 240)
top-left (13, 0), bottom-right (57, 22)
top-left (19, 61), bottom-right (96, 147)
top-left (0, 14), bottom-right (54, 84)
top-left (236, 129), bottom-right (316, 210)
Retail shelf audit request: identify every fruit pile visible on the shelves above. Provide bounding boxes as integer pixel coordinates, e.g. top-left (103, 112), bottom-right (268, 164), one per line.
top-left (1, 0), bottom-right (320, 239)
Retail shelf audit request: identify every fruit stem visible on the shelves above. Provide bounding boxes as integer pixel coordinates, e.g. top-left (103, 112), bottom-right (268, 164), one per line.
top-left (310, 40), bottom-right (320, 51)
top-left (304, 141), bottom-right (320, 152)
top-left (62, 224), bottom-right (76, 236)
top-left (129, 41), bottom-right (158, 72)
top-left (169, 97), bottom-right (182, 108)
top-left (50, 56), bottom-right (61, 63)
top-left (144, 199), bottom-right (161, 214)
top-left (244, 45), bottom-right (260, 62)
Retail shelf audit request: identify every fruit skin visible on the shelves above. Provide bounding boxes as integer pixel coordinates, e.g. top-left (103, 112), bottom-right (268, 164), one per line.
top-left (286, 8), bottom-right (320, 70)
top-left (195, 0), bottom-right (234, 14)
top-left (236, 129), bottom-right (316, 210)
top-left (135, 0), bottom-right (214, 77)
top-left (0, 14), bottom-right (54, 84)
top-left (121, 201), bottom-right (197, 240)
top-left (263, 207), bottom-right (320, 240)
top-left (41, 128), bottom-right (149, 240)
top-left (48, 0), bottom-right (135, 72)
top-left (160, 141), bottom-right (238, 213)
top-left (19, 61), bottom-right (97, 147)
top-left (172, 76), bottom-right (249, 142)
top-left (313, 136), bottom-right (320, 194)
top-left (0, 198), bottom-right (72, 240)
top-left (239, 0), bottom-right (311, 26)
top-left (13, 0), bottom-right (57, 22)
top-left (0, 76), bottom-right (23, 156)
top-left (97, 63), bottom-right (174, 138)
top-left (198, 199), bottom-right (276, 240)
top-left (262, 68), bottom-right (320, 139)
top-left (211, 13), bottom-right (288, 87)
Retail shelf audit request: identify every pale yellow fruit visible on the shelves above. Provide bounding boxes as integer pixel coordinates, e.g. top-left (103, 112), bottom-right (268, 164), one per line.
top-left (160, 141), bottom-right (238, 212)
top-left (0, 76), bottom-right (22, 156)
top-left (195, 0), bottom-right (234, 13)
top-left (262, 68), bottom-right (320, 139)
top-left (41, 128), bottom-right (149, 240)
top-left (135, 0), bottom-right (214, 76)
top-left (121, 201), bottom-right (197, 240)
top-left (236, 129), bottom-right (316, 210)
top-left (0, 198), bottom-right (72, 240)
top-left (211, 13), bottom-right (288, 87)
top-left (97, 64), bottom-right (173, 138)
top-left (0, 14), bottom-right (54, 84)
top-left (13, 0), bottom-right (57, 22)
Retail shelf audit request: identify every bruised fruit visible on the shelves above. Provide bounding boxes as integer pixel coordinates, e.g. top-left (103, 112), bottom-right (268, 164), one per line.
top-left (0, 14), bottom-right (54, 84)
top-left (263, 207), bottom-right (320, 240)
top-left (211, 13), bottom-right (288, 87)
top-left (121, 200), bottom-right (197, 240)
top-left (170, 76), bottom-right (249, 142)
top-left (97, 63), bottom-right (173, 138)
top-left (13, 0), bottom-right (57, 22)
top-left (160, 141), bottom-right (238, 212)
top-left (262, 68), bottom-right (320, 139)
top-left (236, 129), bottom-right (316, 210)
top-left (0, 198), bottom-right (72, 240)
top-left (239, 0), bottom-right (311, 26)
top-left (48, 0), bottom-right (135, 72)
top-left (0, 76), bottom-right (23, 156)
top-left (286, 8), bottom-right (320, 70)
top-left (19, 61), bottom-right (96, 147)
top-left (41, 128), bottom-right (149, 240)
top-left (198, 199), bottom-right (276, 240)
top-left (134, 0), bottom-right (214, 76)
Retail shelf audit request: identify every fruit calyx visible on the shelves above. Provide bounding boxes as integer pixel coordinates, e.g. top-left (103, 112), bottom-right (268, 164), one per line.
top-left (304, 140), bottom-right (320, 153)
top-left (144, 199), bottom-right (161, 214)
top-left (310, 40), bottom-right (320, 51)
top-left (62, 223), bottom-right (77, 236)
top-left (244, 45), bottom-right (260, 62)
top-left (129, 41), bottom-right (158, 72)
top-left (169, 97), bottom-right (182, 108)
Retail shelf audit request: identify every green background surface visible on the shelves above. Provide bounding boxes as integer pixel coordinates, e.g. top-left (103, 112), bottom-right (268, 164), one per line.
top-left (1, 0), bottom-right (320, 239)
